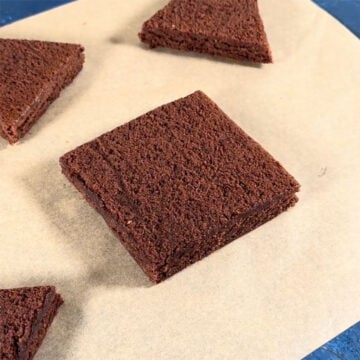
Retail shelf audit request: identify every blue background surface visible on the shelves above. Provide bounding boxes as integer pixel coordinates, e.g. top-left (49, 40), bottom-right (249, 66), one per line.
top-left (313, 0), bottom-right (360, 37)
top-left (303, 322), bottom-right (360, 360)
top-left (0, 0), bottom-right (74, 26)
top-left (0, 0), bottom-right (359, 359)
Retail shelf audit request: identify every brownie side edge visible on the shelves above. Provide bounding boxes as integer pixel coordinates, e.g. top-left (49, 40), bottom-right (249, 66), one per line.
top-left (139, 27), bottom-right (272, 63)
top-left (153, 193), bottom-right (298, 282)
top-left (26, 292), bottom-right (63, 360)
top-left (59, 156), bottom-right (159, 282)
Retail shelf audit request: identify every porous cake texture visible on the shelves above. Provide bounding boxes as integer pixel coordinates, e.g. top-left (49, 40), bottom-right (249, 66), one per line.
top-left (139, 0), bottom-right (272, 63)
top-left (60, 91), bottom-right (299, 283)
top-left (0, 286), bottom-right (63, 360)
top-left (0, 39), bottom-right (84, 144)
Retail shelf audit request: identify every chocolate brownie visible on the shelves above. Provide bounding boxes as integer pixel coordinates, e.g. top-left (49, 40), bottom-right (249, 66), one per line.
top-left (0, 39), bottom-right (84, 144)
top-left (60, 91), bottom-right (299, 283)
top-left (139, 0), bottom-right (272, 63)
top-left (0, 286), bottom-right (63, 360)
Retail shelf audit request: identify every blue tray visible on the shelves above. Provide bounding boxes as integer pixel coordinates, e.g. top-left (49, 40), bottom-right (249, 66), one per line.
top-left (0, 0), bottom-right (74, 26)
top-left (303, 321), bottom-right (360, 360)
top-left (313, 0), bottom-right (360, 38)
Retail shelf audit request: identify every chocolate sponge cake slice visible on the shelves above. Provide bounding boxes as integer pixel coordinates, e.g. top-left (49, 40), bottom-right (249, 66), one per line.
top-left (139, 0), bottom-right (272, 63)
top-left (0, 286), bottom-right (63, 360)
top-left (0, 39), bottom-right (84, 144)
top-left (60, 91), bottom-right (299, 283)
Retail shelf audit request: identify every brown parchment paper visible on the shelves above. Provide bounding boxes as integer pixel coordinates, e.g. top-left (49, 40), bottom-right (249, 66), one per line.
top-left (1, 0), bottom-right (360, 359)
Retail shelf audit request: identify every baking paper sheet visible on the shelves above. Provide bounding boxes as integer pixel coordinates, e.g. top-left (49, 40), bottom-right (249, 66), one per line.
top-left (1, 1), bottom-right (360, 359)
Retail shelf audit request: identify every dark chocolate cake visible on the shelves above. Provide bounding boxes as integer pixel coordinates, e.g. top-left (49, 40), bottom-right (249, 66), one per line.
top-left (0, 286), bottom-right (63, 360)
top-left (139, 0), bottom-right (272, 63)
top-left (0, 39), bottom-right (84, 144)
top-left (60, 91), bottom-right (299, 283)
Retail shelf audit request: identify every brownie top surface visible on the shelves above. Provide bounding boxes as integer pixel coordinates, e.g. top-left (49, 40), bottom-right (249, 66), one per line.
top-left (142, 0), bottom-right (268, 44)
top-left (61, 91), bottom-right (299, 253)
top-left (0, 286), bottom-right (56, 357)
top-left (0, 39), bottom-right (83, 130)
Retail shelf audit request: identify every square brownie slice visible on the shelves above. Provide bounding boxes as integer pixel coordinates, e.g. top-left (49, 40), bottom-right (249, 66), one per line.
top-left (60, 91), bottom-right (299, 283)
top-left (0, 286), bottom-right (63, 360)
top-left (0, 39), bottom-right (84, 144)
top-left (139, 0), bottom-right (272, 63)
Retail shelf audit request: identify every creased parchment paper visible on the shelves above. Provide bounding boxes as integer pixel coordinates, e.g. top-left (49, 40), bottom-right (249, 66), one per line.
top-left (0, 1), bottom-right (359, 359)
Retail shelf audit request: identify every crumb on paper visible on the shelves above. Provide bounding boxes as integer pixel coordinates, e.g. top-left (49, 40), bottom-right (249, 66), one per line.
top-left (318, 167), bottom-right (328, 178)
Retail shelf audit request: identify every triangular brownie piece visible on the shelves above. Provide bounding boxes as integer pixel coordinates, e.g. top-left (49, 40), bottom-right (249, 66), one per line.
top-left (0, 286), bottom-right (63, 360)
top-left (139, 0), bottom-right (272, 63)
top-left (0, 39), bottom-right (84, 144)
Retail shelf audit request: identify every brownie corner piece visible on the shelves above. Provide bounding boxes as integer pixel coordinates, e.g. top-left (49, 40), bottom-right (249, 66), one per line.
top-left (0, 38), bottom-right (84, 144)
top-left (139, 0), bottom-right (272, 63)
top-left (60, 90), bottom-right (299, 283)
top-left (0, 286), bottom-right (63, 359)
